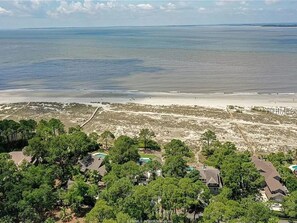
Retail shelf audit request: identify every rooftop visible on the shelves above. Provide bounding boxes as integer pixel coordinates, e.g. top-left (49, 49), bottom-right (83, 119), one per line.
top-left (9, 151), bottom-right (32, 166)
top-left (252, 156), bottom-right (287, 200)
top-left (79, 154), bottom-right (106, 176)
top-left (198, 165), bottom-right (222, 187)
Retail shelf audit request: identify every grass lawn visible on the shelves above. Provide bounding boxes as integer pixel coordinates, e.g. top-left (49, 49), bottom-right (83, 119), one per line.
top-left (139, 152), bottom-right (158, 159)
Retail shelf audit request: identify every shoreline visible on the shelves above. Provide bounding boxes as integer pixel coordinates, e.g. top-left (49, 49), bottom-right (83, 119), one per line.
top-left (1, 89), bottom-right (297, 109)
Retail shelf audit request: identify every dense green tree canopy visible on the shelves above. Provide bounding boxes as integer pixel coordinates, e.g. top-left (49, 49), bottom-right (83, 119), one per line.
top-left (115, 212), bottom-right (133, 223)
top-left (89, 131), bottom-right (99, 143)
top-left (240, 199), bottom-right (278, 223)
top-left (101, 177), bottom-right (134, 206)
top-left (0, 119), bottom-right (295, 222)
top-left (109, 136), bottom-right (140, 164)
top-left (162, 155), bottom-right (188, 178)
top-left (204, 141), bottom-right (263, 199)
top-left (25, 136), bottom-right (47, 162)
top-left (164, 139), bottom-right (191, 158)
top-left (0, 119), bottom-right (37, 152)
top-left (203, 199), bottom-right (241, 223)
top-left (201, 130), bottom-right (219, 157)
top-left (100, 130), bottom-right (115, 149)
top-left (25, 129), bottom-right (96, 181)
top-left (122, 185), bottom-right (156, 221)
top-left (148, 177), bottom-right (210, 221)
top-left (220, 153), bottom-right (264, 199)
top-left (203, 196), bottom-right (278, 223)
top-left (283, 191), bottom-right (297, 219)
top-left (137, 128), bottom-right (160, 151)
top-left (206, 141), bottom-right (237, 168)
top-left (109, 161), bottom-right (142, 182)
top-left (266, 152), bottom-right (293, 166)
top-left (0, 161), bottom-right (57, 222)
top-left (85, 199), bottom-right (115, 223)
top-left (201, 130), bottom-right (217, 146)
top-left (185, 169), bottom-right (201, 182)
top-left (36, 118), bottom-right (65, 139)
top-left (0, 154), bottom-right (18, 220)
top-left (62, 176), bottom-right (97, 214)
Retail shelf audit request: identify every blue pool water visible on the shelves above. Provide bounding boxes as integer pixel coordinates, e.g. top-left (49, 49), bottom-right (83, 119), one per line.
top-left (93, 152), bottom-right (107, 159)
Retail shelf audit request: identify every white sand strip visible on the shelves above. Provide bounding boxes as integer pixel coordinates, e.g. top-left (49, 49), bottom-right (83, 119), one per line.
top-left (0, 90), bottom-right (297, 109)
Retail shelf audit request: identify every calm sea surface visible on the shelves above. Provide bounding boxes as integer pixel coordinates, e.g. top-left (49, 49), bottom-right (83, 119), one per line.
top-left (0, 26), bottom-right (297, 93)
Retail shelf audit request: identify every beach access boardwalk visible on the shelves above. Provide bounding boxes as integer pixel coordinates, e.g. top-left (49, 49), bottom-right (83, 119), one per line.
top-left (80, 106), bottom-right (101, 128)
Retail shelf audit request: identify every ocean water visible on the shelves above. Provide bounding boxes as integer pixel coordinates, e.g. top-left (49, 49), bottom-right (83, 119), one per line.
top-left (0, 26), bottom-right (297, 94)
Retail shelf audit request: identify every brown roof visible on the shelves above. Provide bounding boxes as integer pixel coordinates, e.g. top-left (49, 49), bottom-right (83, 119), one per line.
top-left (98, 165), bottom-right (107, 176)
top-left (9, 151), bottom-right (32, 166)
top-left (264, 186), bottom-right (285, 199)
top-left (252, 156), bottom-right (280, 179)
top-left (252, 156), bottom-right (286, 199)
top-left (79, 154), bottom-right (106, 176)
top-left (198, 166), bottom-right (222, 187)
top-left (265, 176), bottom-right (284, 192)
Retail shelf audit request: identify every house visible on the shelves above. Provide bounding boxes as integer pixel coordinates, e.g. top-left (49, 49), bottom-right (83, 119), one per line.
top-left (198, 165), bottom-right (222, 194)
top-left (78, 154), bottom-right (107, 177)
top-left (252, 156), bottom-right (287, 202)
top-left (9, 151), bottom-right (32, 166)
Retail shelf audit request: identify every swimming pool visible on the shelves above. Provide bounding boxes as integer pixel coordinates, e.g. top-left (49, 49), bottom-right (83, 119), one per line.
top-left (139, 157), bottom-right (151, 163)
top-left (93, 152), bottom-right (107, 159)
top-left (93, 153), bottom-right (154, 164)
top-left (186, 166), bottom-right (196, 172)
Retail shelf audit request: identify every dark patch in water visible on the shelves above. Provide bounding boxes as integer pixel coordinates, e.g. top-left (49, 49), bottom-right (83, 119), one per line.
top-left (0, 59), bottom-right (163, 90)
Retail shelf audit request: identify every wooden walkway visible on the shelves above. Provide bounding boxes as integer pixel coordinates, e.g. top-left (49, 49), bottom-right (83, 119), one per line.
top-left (80, 106), bottom-right (101, 128)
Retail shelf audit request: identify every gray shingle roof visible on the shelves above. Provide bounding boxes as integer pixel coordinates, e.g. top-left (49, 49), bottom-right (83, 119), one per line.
top-left (79, 154), bottom-right (106, 176)
top-left (198, 166), bottom-right (222, 186)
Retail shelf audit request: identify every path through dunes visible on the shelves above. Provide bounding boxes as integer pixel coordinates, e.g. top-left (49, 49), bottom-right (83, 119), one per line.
top-left (1, 102), bottom-right (297, 153)
top-left (80, 106), bottom-right (102, 128)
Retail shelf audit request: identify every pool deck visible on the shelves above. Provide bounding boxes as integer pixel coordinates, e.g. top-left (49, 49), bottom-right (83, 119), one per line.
top-left (288, 165), bottom-right (297, 172)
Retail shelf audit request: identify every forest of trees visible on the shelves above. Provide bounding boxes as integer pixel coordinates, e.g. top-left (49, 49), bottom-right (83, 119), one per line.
top-left (0, 119), bottom-right (37, 152)
top-left (0, 119), bottom-right (297, 223)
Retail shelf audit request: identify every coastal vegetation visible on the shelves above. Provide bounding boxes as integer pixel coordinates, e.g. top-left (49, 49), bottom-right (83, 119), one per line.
top-left (0, 118), bottom-right (297, 222)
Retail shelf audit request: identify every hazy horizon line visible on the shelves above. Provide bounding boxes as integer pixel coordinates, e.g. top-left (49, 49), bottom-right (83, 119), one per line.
top-left (1, 22), bottom-right (297, 31)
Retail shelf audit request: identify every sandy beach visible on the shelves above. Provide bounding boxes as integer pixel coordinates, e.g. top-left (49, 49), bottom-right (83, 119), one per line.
top-left (1, 89), bottom-right (297, 109)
